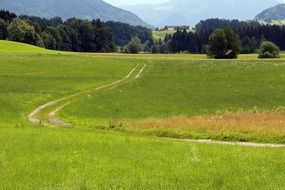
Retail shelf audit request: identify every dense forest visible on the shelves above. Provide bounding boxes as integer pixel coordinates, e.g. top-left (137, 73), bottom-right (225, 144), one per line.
top-left (1, 10), bottom-right (285, 54)
top-left (105, 21), bottom-right (153, 47)
top-left (195, 18), bottom-right (261, 33)
top-left (0, 9), bottom-right (153, 52)
top-left (166, 18), bottom-right (285, 54)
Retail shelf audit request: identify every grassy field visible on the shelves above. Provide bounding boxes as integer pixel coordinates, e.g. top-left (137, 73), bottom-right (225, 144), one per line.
top-left (153, 29), bottom-right (193, 40)
top-left (1, 127), bottom-right (285, 189)
top-left (0, 40), bottom-right (285, 189)
top-left (61, 58), bottom-right (285, 143)
top-left (0, 40), bottom-right (140, 126)
top-left (0, 40), bottom-right (53, 53)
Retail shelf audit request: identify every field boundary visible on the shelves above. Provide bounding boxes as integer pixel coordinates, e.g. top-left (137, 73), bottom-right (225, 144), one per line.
top-left (163, 138), bottom-right (285, 148)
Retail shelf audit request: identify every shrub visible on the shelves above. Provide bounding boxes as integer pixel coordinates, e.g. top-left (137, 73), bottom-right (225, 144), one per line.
top-left (258, 41), bottom-right (280, 59)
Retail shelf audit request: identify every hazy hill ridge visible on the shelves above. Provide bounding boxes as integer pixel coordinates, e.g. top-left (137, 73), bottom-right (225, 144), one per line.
top-left (0, 0), bottom-right (151, 27)
top-left (256, 4), bottom-right (285, 22)
top-left (123, 0), bottom-right (282, 27)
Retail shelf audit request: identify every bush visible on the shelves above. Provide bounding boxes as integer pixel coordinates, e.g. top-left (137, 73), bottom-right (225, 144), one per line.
top-left (258, 41), bottom-right (280, 59)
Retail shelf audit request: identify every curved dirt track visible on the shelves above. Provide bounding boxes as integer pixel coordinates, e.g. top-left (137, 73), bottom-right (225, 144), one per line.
top-left (164, 138), bottom-right (285, 148)
top-left (28, 64), bottom-right (145, 126)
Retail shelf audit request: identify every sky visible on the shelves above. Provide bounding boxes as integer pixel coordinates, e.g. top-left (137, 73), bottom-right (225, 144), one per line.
top-left (104, 0), bottom-right (168, 6)
top-left (105, 0), bottom-right (285, 6)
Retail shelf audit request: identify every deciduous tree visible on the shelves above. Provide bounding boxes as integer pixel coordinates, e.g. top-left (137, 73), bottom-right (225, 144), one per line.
top-left (7, 18), bottom-right (41, 45)
top-left (207, 28), bottom-right (241, 59)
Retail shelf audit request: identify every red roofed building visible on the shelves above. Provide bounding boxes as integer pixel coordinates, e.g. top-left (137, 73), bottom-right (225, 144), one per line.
top-left (224, 50), bottom-right (237, 59)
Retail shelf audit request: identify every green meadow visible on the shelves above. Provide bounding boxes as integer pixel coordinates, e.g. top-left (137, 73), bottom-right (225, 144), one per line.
top-left (1, 127), bottom-right (285, 190)
top-left (0, 41), bottom-right (139, 125)
top-left (64, 59), bottom-right (285, 118)
top-left (153, 29), bottom-right (193, 40)
top-left (0, 40), bottom-right (285, 189)
top-left (62, 58), bottom-right (285, 143)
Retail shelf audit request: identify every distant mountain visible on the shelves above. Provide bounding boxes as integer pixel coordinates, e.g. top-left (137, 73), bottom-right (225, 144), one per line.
top-left (256, 4), bottom-right (285, 22)
top-left (0, 0), bottom-right (151, 28)
top-left (123, 0), bottom-right (281, 27)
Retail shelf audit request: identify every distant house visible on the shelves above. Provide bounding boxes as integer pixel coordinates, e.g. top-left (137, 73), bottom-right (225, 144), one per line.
top-left (224, 50), bottom-right (237, 59)
top-left (164, 25), bottom-right (190, 31)
top-left (164, 26), bottom-right (176, 30)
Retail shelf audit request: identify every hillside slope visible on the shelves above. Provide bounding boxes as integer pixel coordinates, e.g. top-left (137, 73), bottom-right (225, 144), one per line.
top-left (0, 0), bottom-right (151, 27)
top-left (0, 40), bottom-right (49, 53)
top-left (256, 4), bottom-right (285, 22)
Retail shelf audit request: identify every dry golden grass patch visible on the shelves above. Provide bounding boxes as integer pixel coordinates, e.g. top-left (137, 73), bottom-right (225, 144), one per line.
top-left (116, 112), bottom-right (285, 141)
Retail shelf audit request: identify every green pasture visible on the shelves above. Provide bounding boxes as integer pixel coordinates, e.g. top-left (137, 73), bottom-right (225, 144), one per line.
top-left (61, 58), bottom-right (285, 143)
top-left (153, 30), bottom-right (177, 40)
top-left (0, 40), bottom-right (137, 126)
top-left (63, 59), bottom-right (285, 118)
top-left (0, 40), bottom-right (285, 189)
top-left (1, 127), bottom-right (285, 190)
top-left (153, 29), bottom-right (193, 40)
top-left (0, 40), bottom-right (52, 53)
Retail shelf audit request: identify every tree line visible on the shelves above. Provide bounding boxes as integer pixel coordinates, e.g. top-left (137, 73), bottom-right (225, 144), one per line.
top-left (163, 18), bottom-right (285, 54)
top-left (206, 28), bottom-right (280, 59)
top-left (0, 9), bottom-right (153, 52)
top-left (0, 10), bottom-right (284, 56)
